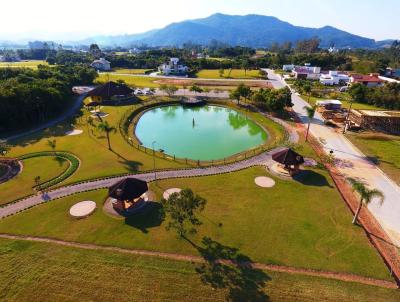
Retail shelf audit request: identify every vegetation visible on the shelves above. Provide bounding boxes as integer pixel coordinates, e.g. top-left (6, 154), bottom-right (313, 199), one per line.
top-left (347, 178), bottom-right (384, 224)
top-left (0, 65), bottom-right (97, 132)
top-left (348, 82), bottom-right (400, 110)
top-left (304, 105), bottom-right (317, 141)
top-left (97, 121), bottom-right (116, 150)
top-left (196, 69), bottom-right (261, 79)
top-left (1, 239), bottom-right (399, 302)
top-left (252, 87), bottom-right (293, 112)
top-left (0, 167), bottom-right (392, 280)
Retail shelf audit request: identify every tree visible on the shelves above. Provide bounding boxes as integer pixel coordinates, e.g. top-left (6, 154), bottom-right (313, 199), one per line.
top-left (347, 178), bottom-right (384, 225)
top-left (219, 68), bottom-right (225, 78)
top-left (303, 83), bottom-right (312, 102)
top-left (89, 44), bottom-right (102, 57)
top-left (237, 83), bottom-right (252, 103)
top-left (303, 105), bottom-right (316, 142)
top-left (189, 85), bottom-right (203, 95)
top-left (241, 59), bottom-right (249, 76)
top-left (229, 89), bottom-right (241, 105)
top-left (165, 85), bottom-right (178, 97)
top-left (161, 188), bottom-right (207, 237)
top-left (34, 176), bottom-right (41, 191)
top-left (97, 121), bottom-right (116, 150)
top-left (47, 139), bottom-right (57, 155)
top-left (0, 140), bottom-right (10, 156)
top-left (348, 83), bottom-right (367, 103)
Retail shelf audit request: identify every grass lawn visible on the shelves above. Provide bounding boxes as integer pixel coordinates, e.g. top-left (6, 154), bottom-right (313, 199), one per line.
top-left (96, 73), bottom-right (159, 88)
top-left (0, 166), bottom-right (391, 280)
top-left (0, 156), bottom-right (68, 204)
top-left (0, 164), bottom-right (7, 178)
top-left (0, 60), bottom-right (48, 69)
top-left (346, 132), bottom-right (400, 185)
top-left (302, 95), bottom-right (382, 110)
top-left (1, 239), bottom-right (399, 302)
top-left (196, 69), bottom-right (262, 79)
top-left (0, 99), bottom-right (285, 205)
top-left (112, 68), bottom-right (152, 74)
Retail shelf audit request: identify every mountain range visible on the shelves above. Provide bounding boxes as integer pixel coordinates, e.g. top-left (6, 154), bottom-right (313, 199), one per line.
top-left (76, 13), bottom-right (389, 49)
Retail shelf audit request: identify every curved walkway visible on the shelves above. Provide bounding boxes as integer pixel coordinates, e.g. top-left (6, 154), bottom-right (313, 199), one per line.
top-left (0, 148), bottom-right (281, 219)
top-left (0, 233), bottom-right (396, 289)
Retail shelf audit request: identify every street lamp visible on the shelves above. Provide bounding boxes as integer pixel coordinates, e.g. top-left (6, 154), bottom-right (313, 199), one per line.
top-left (152, 140), bottom-right (157, 181)
top-left (343, 99), bottom-right (354, 134)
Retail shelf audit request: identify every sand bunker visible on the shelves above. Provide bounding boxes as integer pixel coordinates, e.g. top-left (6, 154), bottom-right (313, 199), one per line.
top-left (65, 129), bottom-right (83, 136)
top-left (163, 188), bottom-right (182, 199)
top-left (254, 176), bottom-right (276, 188)
top-left (69, 200), bottom-right (96, 218)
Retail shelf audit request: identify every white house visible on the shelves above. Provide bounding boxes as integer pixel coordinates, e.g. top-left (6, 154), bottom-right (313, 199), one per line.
top-left (159, 58), bottom-right (188, 75)
top-left (292, 66), bottom-right (321, 80)
top-left (282, 64), bottom-right (295, 72)
top-left (328, 47), bottom-right (339, 53)
top-left (320, 71), bottom-right (350, 86)
top-left (91, 58), bottom-right (111, 71)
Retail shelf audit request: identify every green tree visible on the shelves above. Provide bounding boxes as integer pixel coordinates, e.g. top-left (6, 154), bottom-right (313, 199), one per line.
top-left (229, 89), bottom-right (241, 105)
top-left (348, 83), bottom-right (367, 103)
top-left (97, 121), bottom-right (116, 150)
top-left (0, 140), bottom-right (10, 156)
top-left (347, 178), bottom-right (384, 225)
top-left (190, 85), bottom-right (203, 95)
top-left (219, 68), bottom-right (225, 78)
top-left (47, 139), bottom-right (57, 155)
top-left (34, 176), bottom-right (41, 191)
top-left (161, 188), bottom-right (207, 237)
top-left (165, 85), bottom-right (178, 97)
top-left (303, 105), bottom-right (317, 142)
top-left (303, 83), bottom-right (312, 102)
top-left (237, 83), bottom-right (252, 103)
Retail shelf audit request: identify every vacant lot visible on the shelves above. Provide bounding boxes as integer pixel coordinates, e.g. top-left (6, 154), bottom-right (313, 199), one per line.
top-left (0, 60), bottom-right (48, 69)
top-left (196, 69), bottom-right (262, 79)
top-left (347, 132), bottom-right (400, 185)
top-left (112, 68), bottom-right (153, 74)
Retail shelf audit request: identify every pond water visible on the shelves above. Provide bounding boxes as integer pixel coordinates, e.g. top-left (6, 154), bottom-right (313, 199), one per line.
top-left (135, 105), bottom-right (267, 160)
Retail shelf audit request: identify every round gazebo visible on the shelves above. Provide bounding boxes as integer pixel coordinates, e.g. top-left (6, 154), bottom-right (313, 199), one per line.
top-left (87, 81), bottom-right (134, 103)
top-left (108, 178), bottom-right (149, 214)
top-left (272, 148), bottom-right (304, 176)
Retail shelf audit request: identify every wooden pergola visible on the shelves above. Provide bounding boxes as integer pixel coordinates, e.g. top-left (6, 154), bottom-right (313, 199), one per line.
top-left (108, 178), bottom-right (148, 213)
top-left (272, 148), bottom-right (304, 176)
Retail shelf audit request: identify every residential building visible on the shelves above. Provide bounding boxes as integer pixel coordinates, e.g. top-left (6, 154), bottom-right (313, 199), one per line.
top-left (282, 64), bottom-right (295, 72)
top-left (292, 65), bottom-right (321, 80)
top-left (328, 46), bottom-right (339, 53)
top-left (349, 74), bottom-right (384, 87)
top-left (320, 71), bottom-right (350, 85)
top-left (158, 58), bottom-right (188, 75)
top-left (90, 58), bottom-right (111, 71)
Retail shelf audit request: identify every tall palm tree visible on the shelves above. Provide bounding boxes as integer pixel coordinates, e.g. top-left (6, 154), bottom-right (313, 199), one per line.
top-left (97, 121), bottom-right (116, 150)
top-left (47, 139), bottom-right (57, 155)
top-left (347, 178), bottom-right (384, 225)
top-left (303, 105), bottom-right (317, 142)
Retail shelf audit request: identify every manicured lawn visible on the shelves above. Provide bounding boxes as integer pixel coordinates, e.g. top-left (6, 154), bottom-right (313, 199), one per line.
top-left (346, 132), bottom-right (400, 185)
top-left (0, 60), bottom-right (48, 69)
top-left (0, 156), bottom-right (68, 205)
top-left (303, 95), bottom-right (382, 110)
top-left (0, 166), bottom-right (391, 280)
top-left (196, 69), bottom-right (262, 79)
top-left (1, 239), bottom-right (399, 302)
top-left (112, 68), bottom-right (152, 74)
top-left (96, 73), bottom-right (159, 88)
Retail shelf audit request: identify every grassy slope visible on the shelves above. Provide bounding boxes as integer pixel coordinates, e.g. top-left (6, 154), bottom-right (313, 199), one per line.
top-left (0, 156), bottom-right (68, 204)
top-left (0, 167), bottom-right (391, 280)
top-left (1, 239), bottom-right (399, 302)
top-left (346, 132), bottom-right (400, 185)
top-left (196, 69), bottom-right (261, 79)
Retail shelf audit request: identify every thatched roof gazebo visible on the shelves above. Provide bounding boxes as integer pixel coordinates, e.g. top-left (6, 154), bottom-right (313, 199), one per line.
top-left (272, 148), bottom-right (304, 176)
top-left (108, 178), bottom-right (148, 213)
top-left (87, 81), bottom-right (134, 102)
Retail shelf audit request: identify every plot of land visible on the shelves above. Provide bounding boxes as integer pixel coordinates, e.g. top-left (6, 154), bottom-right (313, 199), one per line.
top-left (346, 132), bottom-right (400, 185)
top-left (303, 95), bottom-right (382, 110)
top-left (0, 60), bottom-right (48, 69)
top-left (112, 68), bottom-right (153, 74)
top-left (96, 73), bottom-right (159, 88)
top-left (1, 238), bottom-right (399, 302)
top-left (0, 167), bottom-right (391, 280)
top-left (196, 69), bottom-right (262, 79)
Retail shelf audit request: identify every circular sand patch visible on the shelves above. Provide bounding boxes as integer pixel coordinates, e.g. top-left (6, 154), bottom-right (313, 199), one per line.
top-left (163, 188), bottom-right (182, 200)
top-left (65, 129), bottom-right (83, 136)
top-left (69, 200), bottom-right (96, 218)
top-left (254, 176), bottom-right (275, 188)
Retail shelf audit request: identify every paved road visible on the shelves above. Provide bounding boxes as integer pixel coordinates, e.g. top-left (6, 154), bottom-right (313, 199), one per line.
top-left (1, 94), bottom-right (86, 142)
top-left (0, 148), bottom-right (282, 219)
top-left (266, 69), bottom-right (400, 247)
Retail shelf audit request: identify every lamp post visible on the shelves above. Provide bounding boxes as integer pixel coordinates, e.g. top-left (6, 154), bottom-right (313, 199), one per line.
top-left (152, 140), bottom-right (157, 181)
top-left (343, 99), bottom-right (354, 134)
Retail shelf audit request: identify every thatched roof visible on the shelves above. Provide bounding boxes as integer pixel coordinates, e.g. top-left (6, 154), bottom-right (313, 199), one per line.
top-left (87, 81), bottom-right (133, 98)
top-left (108, 178), bottom-right (148, 201)
top-left (272, 148), bottom-right (304, 166)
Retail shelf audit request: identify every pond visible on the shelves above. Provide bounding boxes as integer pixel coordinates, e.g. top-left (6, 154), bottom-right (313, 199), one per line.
top-left (135, 105), bottom-right (268, 160)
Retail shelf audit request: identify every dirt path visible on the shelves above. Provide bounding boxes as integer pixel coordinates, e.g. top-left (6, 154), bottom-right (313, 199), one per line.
top-left (0, 233), bottom-right (397, 289)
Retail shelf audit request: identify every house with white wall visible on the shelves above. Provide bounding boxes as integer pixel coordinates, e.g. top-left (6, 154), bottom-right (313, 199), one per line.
top-left (90, 58), bottom-right (111, 71)
top-left (292, 66), bottom-right (321, 80)
top-left (159, 58), bottom-right (188, 75)
top-left (320, 71), bottom-right (350, 86)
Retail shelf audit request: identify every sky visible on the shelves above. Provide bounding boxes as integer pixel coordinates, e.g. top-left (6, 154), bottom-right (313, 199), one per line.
top-left (0, 0), bottom-right (399, 41)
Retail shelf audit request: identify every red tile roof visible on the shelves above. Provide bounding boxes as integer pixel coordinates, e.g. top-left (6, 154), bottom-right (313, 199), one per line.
top-left (351, 74), bottom-right (383, 83)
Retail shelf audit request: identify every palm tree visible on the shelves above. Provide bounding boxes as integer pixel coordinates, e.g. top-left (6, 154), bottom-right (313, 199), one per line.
top-left (47, 139), bottom-right (56, 155)
top-left (97, 121), bottom-right (116, 150)
top-left (0, 140), bottom-right (10, 157)
top-left (347, 178), bottom-right (384, 225)
top-left (303, 84), bottom-right (312, 103)
top-left (303, 105), bottom-right (316, 142)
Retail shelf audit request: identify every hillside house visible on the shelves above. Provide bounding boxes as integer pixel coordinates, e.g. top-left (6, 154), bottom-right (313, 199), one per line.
top-left (292, 66), bottom-right (321, 80)
top-left (349, 74), bottom-right (384, 87)
top-left (320, 71), bottom-right (350, 85)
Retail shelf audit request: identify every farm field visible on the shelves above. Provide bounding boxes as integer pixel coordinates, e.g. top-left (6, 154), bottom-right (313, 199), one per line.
top-left (0, 60), bottom-right (48, 69)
